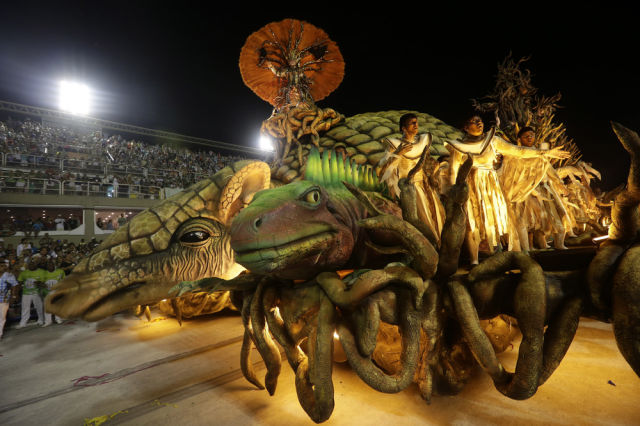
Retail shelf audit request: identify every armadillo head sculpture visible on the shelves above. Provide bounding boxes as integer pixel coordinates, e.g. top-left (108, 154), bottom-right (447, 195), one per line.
top-left (45, 160), bottom-right (270, 321)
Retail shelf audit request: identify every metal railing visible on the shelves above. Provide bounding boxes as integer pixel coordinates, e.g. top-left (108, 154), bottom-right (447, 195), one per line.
top-left (4, 153), bottom-right (58, 169)
top-left (0, 175), bottom-right (61, 195)
top-left (2, 152), bottom-right (106, 173)
top-left (61, 181), bottom-right (161, 199)
top-left (1, 152), bottom-right (219, 186)
top-left (0, 172), bottom-right (160, 199)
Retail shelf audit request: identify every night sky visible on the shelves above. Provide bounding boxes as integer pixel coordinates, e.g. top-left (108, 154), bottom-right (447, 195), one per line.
top-left (1, 3), bottom-right (637, 188)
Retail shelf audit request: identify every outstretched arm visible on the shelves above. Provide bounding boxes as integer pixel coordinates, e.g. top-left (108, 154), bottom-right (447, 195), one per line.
top-left (493, 135), bottom-right (569, 160)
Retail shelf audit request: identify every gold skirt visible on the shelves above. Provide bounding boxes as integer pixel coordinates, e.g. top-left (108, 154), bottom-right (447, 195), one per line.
top-left (466, 168), bottom-right (510, 247)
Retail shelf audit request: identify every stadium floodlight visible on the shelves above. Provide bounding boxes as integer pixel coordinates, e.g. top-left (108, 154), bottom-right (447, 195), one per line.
top-left (259, 134), bottom-right (275, 152)
top-left (59, 81), bottom-right (91, 115)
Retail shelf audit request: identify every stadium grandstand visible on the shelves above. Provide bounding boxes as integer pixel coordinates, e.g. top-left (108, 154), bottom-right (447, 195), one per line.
top-left (0, 99), bottom-right (266, 257)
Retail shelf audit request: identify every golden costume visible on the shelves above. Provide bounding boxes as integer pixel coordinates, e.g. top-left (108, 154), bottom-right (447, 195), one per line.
top-left (500, 156), bottom-right (575, 249)
top-left (447, 132), bottom-right (552, 250)
top-left (556, 162), bottom-right (602, 233)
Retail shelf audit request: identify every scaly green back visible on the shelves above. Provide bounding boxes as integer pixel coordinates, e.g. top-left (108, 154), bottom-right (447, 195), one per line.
top-left (304, 147), bottom-right (383, 192)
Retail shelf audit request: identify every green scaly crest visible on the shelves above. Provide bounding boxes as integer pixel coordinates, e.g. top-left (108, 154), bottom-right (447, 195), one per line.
top-left (304, 147), bottom-right (383, 192)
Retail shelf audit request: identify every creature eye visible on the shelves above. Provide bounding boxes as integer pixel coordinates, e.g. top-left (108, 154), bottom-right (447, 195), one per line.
top-left (176, 218), bottom-right (222, 248)
top-left (304, 189), bottom-right (321, 204)
top-left (180, 231), bottom-right (210, 244)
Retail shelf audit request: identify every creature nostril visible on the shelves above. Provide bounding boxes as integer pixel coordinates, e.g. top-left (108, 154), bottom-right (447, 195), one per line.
top-left (253, 217), bottom-right (263, 229)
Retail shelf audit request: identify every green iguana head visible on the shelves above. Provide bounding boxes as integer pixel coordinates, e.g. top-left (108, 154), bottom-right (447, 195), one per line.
top-left (230, 148), bottom-right (381, 280)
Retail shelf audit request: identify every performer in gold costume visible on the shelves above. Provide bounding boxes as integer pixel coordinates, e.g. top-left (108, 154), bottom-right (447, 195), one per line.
top-left (378, 113), bottom-right (445, 243)
top-left (447, 116), bottom-right (569, 263)
top-left (499, 127), bottom-right (574, 251)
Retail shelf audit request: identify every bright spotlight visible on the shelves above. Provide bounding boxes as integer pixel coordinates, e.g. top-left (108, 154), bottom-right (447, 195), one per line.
top-left (259, 134), bottom-right (275, 152)
top-left (59, 81), bottom-right (91, 115)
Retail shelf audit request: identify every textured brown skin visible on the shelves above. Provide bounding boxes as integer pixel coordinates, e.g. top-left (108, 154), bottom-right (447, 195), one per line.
top-left (234, 279), bottom-right (338, 422)
top-left (316, 265), bottom-right (424, 312)
top-left (317, 265), bottom-right (424, 358)
top-left (294, 290), bottom-right (336, 423)
top-left (538, 296), bottom-right (583, 385)
top-left (462, 270), bottom-right (584, 388)
top-left (609, 122), bottom-right (640, 244)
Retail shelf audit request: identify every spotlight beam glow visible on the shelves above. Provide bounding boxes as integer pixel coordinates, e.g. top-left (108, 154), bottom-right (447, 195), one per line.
top-left (59, 81), bottom-right (91, 115)
top-left (259, 134), bottom-right (275, 152)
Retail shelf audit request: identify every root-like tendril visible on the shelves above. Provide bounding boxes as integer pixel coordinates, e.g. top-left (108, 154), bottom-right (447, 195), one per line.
top-left (462, 252), bottom-right (547, 399)
top-left (250, 279), bottom-right (282, 395)
top-left (338, 288), bottom-right (422, 393)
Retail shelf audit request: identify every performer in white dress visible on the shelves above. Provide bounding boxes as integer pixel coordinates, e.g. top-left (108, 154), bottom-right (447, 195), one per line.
top-left (446, 116), bottom-right (568, 263)
top-left (378, 113), bottom-right (445, 243)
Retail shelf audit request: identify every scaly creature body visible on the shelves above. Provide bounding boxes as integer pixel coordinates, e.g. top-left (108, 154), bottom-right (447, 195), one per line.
top-left (272, 110), bottom-right (461, 183)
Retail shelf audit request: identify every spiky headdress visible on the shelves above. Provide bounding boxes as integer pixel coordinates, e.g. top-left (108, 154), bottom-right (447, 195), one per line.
top-left (304, 147), bottom-right (383, 192)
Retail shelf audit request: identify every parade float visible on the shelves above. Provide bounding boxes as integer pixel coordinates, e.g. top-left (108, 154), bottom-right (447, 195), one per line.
top-left (46, 19), bottom-right (639, 423)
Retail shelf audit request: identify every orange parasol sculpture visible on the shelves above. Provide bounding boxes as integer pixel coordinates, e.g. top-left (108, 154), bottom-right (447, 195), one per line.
top-left (239, 18), bottom-right (345, 108)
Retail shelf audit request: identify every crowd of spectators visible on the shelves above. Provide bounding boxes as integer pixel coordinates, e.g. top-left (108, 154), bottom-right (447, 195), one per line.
top-left (1, 234), bottom-right (96, 269)
top-left (0, 118), bottom-right (250, 195)
top-left (0, 117), bottom-right (254, 334)
top-left (1, 214), bottom-right (81, 237)
top-left (95, 213), bottom-right (128, 231)
top-left (0, 235), bottom-right (101, 336)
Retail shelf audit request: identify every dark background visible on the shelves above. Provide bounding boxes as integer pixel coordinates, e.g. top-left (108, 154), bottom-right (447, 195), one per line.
top-left (1, 2), bottom-right (637, 189)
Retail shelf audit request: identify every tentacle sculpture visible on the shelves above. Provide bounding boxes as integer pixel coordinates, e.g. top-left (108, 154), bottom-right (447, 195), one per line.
top-left (170, 122), bottom-right (640, 423)
top-left (435, 156), bottom-right (473, 281)
top-left (240, 291), bottom-right (264, 390)
top-left (267, 284), bottom-right (337, 423)
top-left (460, 252), bottom-right (547, 399)
top-left (338, 288), bottom-right (423, 393)
top-left (608, 122), bottom-right (640, 375)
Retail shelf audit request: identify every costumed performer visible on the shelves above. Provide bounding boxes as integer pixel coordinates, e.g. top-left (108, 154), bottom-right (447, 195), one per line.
top-left (499, 127), bottom-right (573, 251)
top-left (446, 115), bottom-right (569, 264)
top-left (378, 113), bottom-right (445, 243)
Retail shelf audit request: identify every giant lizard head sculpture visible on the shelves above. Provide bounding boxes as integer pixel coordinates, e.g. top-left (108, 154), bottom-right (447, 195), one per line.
top-left (45, 160), bottom-right (270, 321)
